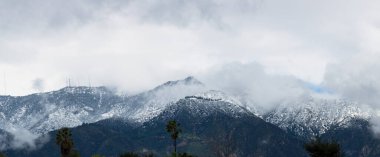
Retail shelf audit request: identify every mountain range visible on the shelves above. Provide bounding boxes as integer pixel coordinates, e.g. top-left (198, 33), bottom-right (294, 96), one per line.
top-left (0, 76), bottom-right (378, 157)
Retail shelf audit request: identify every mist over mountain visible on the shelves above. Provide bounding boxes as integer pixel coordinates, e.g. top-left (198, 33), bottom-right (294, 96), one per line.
top-left (0, 76), bottom-right (378, 156)
top-left (1, 0), bottom-right (380, 156)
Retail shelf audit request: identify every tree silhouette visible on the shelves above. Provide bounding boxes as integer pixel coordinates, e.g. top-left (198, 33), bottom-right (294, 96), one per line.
top-left (56, 127), bottom-right (74, 157)
top-left (120, 152), bottom-right (139, 157)
top-left (304, 137), bottom-right (343, 157)
top-left (0, 152), bottom-right (6, 157)
top-left (175, 152), bottom-right (195, 157)
top-left (166, 120), bottom-right (181, 155)
top-left (119, 152), bottom-right (154, 157)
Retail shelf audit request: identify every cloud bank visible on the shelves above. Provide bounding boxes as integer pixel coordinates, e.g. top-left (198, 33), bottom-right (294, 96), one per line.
top-left (322, 54), bottom-right (380, 133)
top-left (198, 62), bottom-right (311, 111)
top-left (1, 0), bottom-right (379, 96)
top-left (1, 0), bottom-right (380, 134)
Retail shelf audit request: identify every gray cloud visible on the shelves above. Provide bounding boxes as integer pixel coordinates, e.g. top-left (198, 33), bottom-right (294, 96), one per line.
top-left (0, 0), bottom-right (379, 114)
top-left (32, 78), bottom-right (45, 92)
top-left (0, 0), bottom-right (380, 138)
top-left (0, 0), bottom-right (109, 32)
top-left (123, 0), bottom-right (259, 27)
top-left (0, 43), bottom-right (37, 64)
top-left (0, 0), bottom-right (258, 32)
top-left (198, 62), bottom-right (311, 111)
top-left (323, 55), bottom-right (380, 107)
top-left (322, 54), bottom-right (380, 133)
top-left (0, 125), bottom-right (50, 151)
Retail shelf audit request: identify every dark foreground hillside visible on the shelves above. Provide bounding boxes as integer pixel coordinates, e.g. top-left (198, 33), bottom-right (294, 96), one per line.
top-left (3, 97), bottom-right (380, 157)
top-left (4, 98), bottom-right (308, 157)
top-left (322, 119), bottom-right (380, 157)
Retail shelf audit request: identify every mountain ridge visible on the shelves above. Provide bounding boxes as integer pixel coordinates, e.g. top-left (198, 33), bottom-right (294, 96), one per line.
top-left (0, 76), bottom-right (376, 157)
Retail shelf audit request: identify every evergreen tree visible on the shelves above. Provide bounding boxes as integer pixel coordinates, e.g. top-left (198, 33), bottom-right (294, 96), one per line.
top-left (166, 120), bottom-right (181, 155)
top-left (56, 127), bottom-right (74, 157)
top-left (304, 137), bottom-right (343, 157)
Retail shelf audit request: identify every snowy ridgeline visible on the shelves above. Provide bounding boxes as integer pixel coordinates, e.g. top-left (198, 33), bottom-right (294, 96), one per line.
top-left (264, 98), bottom-right (371, 138)
top-left (0, 77), bottom-right (373, 138)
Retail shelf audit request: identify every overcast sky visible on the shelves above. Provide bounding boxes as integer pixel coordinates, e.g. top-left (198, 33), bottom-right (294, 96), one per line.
top-left (1, 0), bottom-right (380, 110)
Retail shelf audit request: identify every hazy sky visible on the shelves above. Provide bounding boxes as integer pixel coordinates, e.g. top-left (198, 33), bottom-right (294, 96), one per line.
top-left (1, 0), bottom-right (380, 109)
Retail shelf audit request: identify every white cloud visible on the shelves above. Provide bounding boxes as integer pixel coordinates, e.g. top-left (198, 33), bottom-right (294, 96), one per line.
top-left (1, 0), bottom-right (380, 138)
top-left (198, 62), bottom-right (311, 111)
top-left (323, 54), bottom-right (380, 133)
top-left (0, 0), bottom-right (379, 113)
top-left (323, 54), bottom-right (380, 107)
top-left (0, 125), bottom-right (50, 151)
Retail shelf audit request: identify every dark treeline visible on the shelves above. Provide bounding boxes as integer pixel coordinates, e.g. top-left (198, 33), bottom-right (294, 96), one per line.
top-left (304, 137), bottom-right (343, 157)
top-left (0, 121), bottom-right (343, 157)
top-left (52, 120), bottom-right (195, 157)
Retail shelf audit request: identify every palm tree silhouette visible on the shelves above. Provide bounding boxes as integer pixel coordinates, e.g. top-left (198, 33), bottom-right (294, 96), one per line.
top-left (56, 127), bottom-right (74, 157)
top-left (166, 120), bottom-right (181, 155)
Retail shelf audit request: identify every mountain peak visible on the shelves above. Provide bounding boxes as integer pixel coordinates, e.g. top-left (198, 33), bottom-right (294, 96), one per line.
top-left (154, 76), bottom-right (203, 90)
top-left (158, 95), bottom-right (254, 120)
top-left (183, 76), bottom-right (199, 82)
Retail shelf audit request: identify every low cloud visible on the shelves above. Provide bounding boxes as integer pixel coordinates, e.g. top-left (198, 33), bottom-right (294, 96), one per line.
top-left (198, 62), bottom-right (312, 111)
top-left (323, 55), bottom-right (380, 107)
top-left (32, 78), bottom-right (45, 92)
top-left (0, 124), bottom-right (49, 151)
top-left (323, 54), bottom-right (380, 133)
top-left (0, 0), bottom-right (380, 140)
top-left (2, 0), bottom-right (380, 95)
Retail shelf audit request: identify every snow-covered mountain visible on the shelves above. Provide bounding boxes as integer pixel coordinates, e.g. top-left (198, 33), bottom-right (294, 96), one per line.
top-left (0, 77), bottom-right (207, 134)
top-left (0, 86), bottom-right (123, 134)
top-left (263, 97), bottom-right (372, 138)
top-left (0, 76), bottom-right (373, 140)
top-left (1, 76), bottom-right (378, 157)
top-left (191, 90), bottom-right (260, 114)
top-left (187, 91), bottom-right (372, 138)
top-left (162, 91), bottom-right (254, 119)
top-left (113, 76), bottom-right (207, 122)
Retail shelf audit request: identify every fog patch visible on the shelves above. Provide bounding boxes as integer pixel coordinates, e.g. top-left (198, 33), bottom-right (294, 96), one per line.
top-left (323, 54), bottom-right (380, 134)
top-left (198, 62), bottom-right (312, 112)
top-left (32, 78), bottom-right (45, 92)
top-left (0, 124), bottom-right (49, 151)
